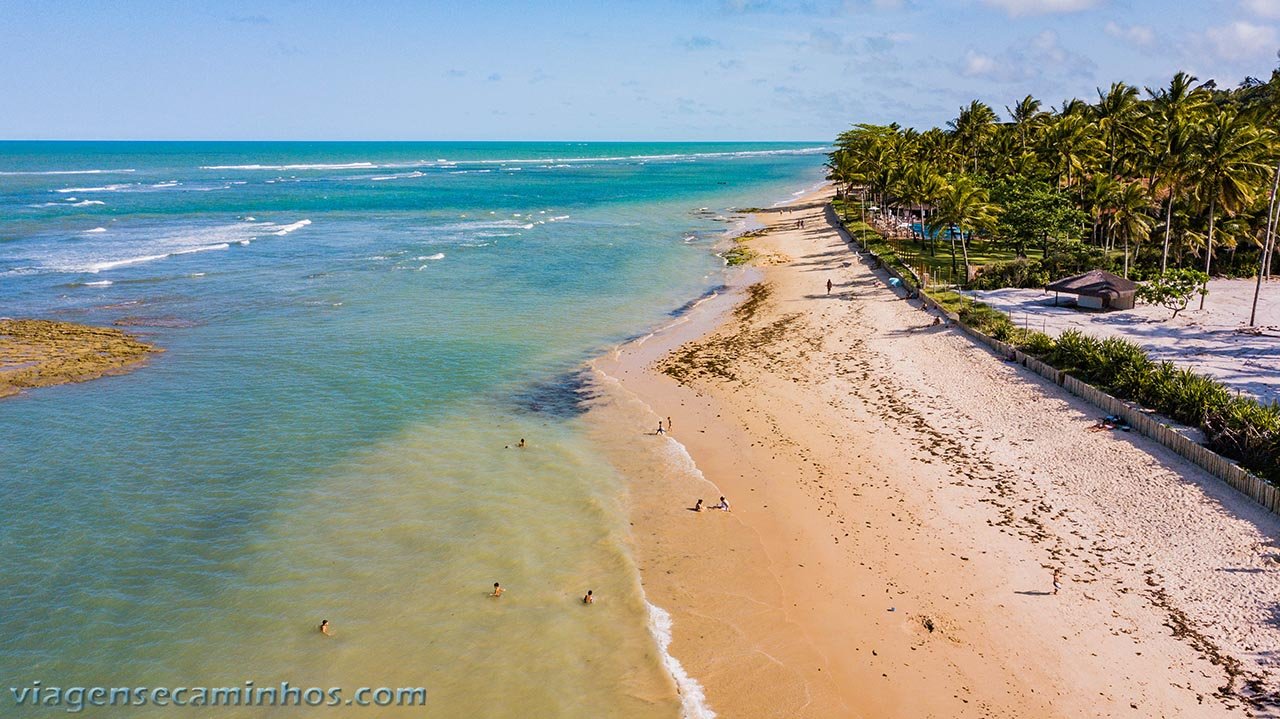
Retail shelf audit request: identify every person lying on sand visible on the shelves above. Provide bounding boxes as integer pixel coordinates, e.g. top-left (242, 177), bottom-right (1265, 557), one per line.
top-left (490, 582), bottom-right (505, 598)
top-left (583, 590), bottom-right (594, 604)
top-left (319, 619), bottom-right (332, 636)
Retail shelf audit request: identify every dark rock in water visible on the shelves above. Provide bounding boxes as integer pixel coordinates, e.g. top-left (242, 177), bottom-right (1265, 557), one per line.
top-left (114, 316), bottom-right (198, 328)
top-left (511, 368), bottom-right (598, 418)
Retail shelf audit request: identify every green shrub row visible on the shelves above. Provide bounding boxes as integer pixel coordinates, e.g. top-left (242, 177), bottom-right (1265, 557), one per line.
top-left (1037, 329), bottom-right (1280, 481)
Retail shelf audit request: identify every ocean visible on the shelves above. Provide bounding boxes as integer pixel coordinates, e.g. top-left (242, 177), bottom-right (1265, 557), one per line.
top-left (0, 141), bottom-right (826, 717)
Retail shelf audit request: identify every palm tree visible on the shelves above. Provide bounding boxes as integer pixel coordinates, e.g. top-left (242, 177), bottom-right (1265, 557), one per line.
top-left (948, 101), bottom-right (999, 174)
top-left (1042, 114), bottom-right (1103, 190)
top-left (1104, 181), bottom-right (1156, 277)
top-left (1147, 72), bottom-right (1210, 272)
top-left (1006, 94), bottom-right (1044, 154)
top-left (1153, 123), bottom-right (1196, 272)
top-left (1094, 82), bottom-right (1141, 176)
top-left (1191, 107), bottom-right (1271, 307)
top-left (927, 175), bottom-right (999, 281)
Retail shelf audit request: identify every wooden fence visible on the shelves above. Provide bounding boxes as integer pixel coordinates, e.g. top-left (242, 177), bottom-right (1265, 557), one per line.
top-left (835, 207), bottom-right (1277, 514)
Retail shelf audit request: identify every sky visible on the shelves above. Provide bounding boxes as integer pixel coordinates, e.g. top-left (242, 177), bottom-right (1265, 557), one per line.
top-left (2, 0), bottom-right (1279, 141)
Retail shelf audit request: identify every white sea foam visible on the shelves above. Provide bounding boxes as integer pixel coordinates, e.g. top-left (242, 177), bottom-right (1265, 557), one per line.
top-left (54, 184), bottom-right (132, 193)
top-left (84, 227), bottom-right (108, 233)
top-left (370, 171), bottom-right (425, 181)
top-left (71, 200), bottom-right (106, 207)
top-left (272, 219), bottom-right (312, 236)
top-left (425, 252), bottom-right (445, 260)
top-left (200, 162), bottom-right (376, 171)
top-left (81, 280), bottom-right (113, 287)
top-left (244, 216), bottom-right (256, 221)
top-left (80, 243), bottom-right (231, 273)
top-left (0, 168), bottom-right (135, 176)
top-left (646, 601), bottom-right (716, 719)
top-left (152, 181), bottom-right (180, 188)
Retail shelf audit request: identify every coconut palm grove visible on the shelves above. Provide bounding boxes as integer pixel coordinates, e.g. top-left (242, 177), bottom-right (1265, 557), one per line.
top-left (826, 70), bottom-right (1280, 484)
top-left (827, 71), bottom-right (1280, 293)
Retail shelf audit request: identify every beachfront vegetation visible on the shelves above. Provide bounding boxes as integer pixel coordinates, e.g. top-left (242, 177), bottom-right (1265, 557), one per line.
top-left (1137, 268), bottom-right (1210, 319)
top-left (827, 71), bottom-right (1280, 301)
top-left (917, 291), bottom-right (1280, 481)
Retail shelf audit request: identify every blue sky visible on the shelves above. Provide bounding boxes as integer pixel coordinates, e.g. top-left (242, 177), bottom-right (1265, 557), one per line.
top-left (2, 0), bottom-right (1279, 141)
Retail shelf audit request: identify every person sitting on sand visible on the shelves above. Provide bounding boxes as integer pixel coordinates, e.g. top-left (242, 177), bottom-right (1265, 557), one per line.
top-left (583, 590), bottom-right (594, 604)
top-left (693, 498), bottom-right (704, 512)
top-left (713, 496), bottom-right (730, 511)
top-left (517, 438), bottom-right (526, 448)
top-left (490, 582), bottom-right (505, 598)
top-left (319, 619), bottom-right (332, 636)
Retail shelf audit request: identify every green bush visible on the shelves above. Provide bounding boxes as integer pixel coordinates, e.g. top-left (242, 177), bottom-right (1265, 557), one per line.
top-left (970, 257), bottom-right (1050, 290)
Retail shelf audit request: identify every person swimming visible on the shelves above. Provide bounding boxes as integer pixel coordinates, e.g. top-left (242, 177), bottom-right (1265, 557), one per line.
top-left (490, 582), bottom-right (505, 598)
top-left (319, 619), bottom-right (332, 636)
top-left (582, 590), bottom-right (594, 604)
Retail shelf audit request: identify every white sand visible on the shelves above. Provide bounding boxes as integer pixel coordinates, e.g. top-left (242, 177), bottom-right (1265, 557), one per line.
top-left (970, 278), bottom-right (1280, 405)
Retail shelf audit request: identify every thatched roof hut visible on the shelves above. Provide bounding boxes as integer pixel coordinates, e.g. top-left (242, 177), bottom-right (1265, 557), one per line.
top-left (1046, 270), bottom-right (1139, 310)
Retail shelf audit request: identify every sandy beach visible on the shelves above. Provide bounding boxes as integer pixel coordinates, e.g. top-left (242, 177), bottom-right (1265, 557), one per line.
top-left (590, 186), bottom-right (1280, 717)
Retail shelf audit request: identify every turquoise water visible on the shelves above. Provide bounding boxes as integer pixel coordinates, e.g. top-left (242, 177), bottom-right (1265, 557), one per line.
top-left (0, 142), bottom-right (825, 717)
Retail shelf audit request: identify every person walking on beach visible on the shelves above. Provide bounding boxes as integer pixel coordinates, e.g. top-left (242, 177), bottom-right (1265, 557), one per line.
top-left (491, 582), bottom-right (505, 598)
top-left (826, 278), bottom-right (833, 295)
top-left (657, 421), bottom-right (665, 435)
top-left (1052, 568), bottom-right (1062, 595)
top-left (319, 619), bottom-right (332, 636)
top-left (582, 590), bottom-right (594, 605)
top-left (667, 416), bottom-right (672, 431)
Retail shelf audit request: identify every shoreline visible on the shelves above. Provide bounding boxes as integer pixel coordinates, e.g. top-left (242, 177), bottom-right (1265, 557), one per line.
top-left (588, 186), bottom-right (1280, 717)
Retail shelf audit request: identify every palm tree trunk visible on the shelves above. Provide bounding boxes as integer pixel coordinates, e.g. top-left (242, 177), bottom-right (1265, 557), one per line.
top-left (1251, 161), bottom-right (1280, 325)
top-left (959, 224), bottom-right (972, 284)
top-left (1161, 191), bottom-right (1175, 273)
top-left (1200, 196), bottom-right (1214, 310)
top-left (949, 229), bottom-right (957, 278)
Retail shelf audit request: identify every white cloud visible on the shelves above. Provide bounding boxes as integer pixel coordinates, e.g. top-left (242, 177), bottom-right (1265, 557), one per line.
top-left (961, 51), bottom-right (1000, 78)
top-left (982, 0), bottom-right (1100, 17)
top-left (1243, 0), bottom-right (1280, 20)
top-left (957, 29), bottom-right (1094, 82)
top-left (1203, 21), bottom-right (1278, 61)
top-left (1104, 21), bottom-right (1155, 47)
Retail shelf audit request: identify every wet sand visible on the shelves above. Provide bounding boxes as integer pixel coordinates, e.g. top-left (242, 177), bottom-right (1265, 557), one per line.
top-left (590, 186), bottom-right (1280, 718)
top-left (0, 319), bottom-right (158, 398)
